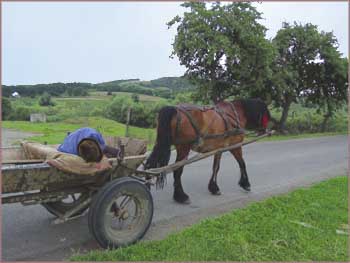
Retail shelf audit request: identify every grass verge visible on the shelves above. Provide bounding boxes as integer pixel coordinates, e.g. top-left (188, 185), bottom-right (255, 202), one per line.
top-left (71, 176), bottom-right (348, 261)
top-left (252, 131), bottom-right (347, 142)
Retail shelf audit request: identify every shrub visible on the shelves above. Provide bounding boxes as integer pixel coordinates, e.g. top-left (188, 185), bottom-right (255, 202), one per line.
top-left (105, 95), bottom-right (172, 128)
top-left (131, 93), bottom-right (140, 103)
top-left (11, 106), bottom-right (31, 121)
top-left (39, 92), bottom-right (55, 106)
top-left (2, 97), bottom-right (12, 120)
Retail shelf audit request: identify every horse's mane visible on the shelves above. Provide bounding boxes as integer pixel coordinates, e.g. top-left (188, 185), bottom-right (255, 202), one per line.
top-left (234, 98), bottom-right (270, 129)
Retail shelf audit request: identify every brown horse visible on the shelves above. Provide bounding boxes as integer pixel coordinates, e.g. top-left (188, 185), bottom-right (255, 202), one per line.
top-left (145, 98), bottom-right (271, 204)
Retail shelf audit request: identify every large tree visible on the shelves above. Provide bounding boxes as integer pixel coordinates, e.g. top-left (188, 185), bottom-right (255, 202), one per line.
top-left (167, 2), bottom-right (274, 103)
top-left (269, 22), bottom-right (347, 131)
top-left (304, 33), bottom-right (348, 131)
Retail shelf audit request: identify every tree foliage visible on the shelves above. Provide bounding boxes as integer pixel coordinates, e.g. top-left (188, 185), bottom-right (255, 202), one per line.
top-left (131, 93), bottom-right (140, 103)
top-left (305, 34), bottom-right (348, 130)
top-left (168, 2), bottom-right (274, 103)
top-left (39, 92), bottom-right (55, 106)
top-left (105, 96), bottom-right (169, 128)
top-left (2, 82), bottom-right (91, 98)
top-left (266, 22), bottom-right (348, 130)
top-left (2, 97), bottom-right (12, 120)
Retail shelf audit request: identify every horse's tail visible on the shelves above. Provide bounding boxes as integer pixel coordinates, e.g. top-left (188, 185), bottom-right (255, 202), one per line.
top-left (145, 106), bottom-right (177, 171)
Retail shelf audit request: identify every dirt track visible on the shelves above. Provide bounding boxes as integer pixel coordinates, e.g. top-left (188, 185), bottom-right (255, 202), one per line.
top-left (1, 128), bottom-right (40, 147)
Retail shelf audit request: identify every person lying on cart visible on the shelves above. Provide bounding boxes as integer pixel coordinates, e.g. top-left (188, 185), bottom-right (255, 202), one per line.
top-left (57, 127), bottom-right (121, 162)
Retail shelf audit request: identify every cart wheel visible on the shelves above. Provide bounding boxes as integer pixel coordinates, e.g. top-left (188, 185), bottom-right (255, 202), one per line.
top-left (42, 192), bottom-right (90, 218)
top-left (88, 177), bottom-right (153, 249)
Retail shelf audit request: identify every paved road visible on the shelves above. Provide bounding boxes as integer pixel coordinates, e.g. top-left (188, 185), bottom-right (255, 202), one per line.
top-left (2, 135), bottom-right (347, 261)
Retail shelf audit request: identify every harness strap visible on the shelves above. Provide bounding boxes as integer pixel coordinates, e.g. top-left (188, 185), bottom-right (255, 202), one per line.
top-left (214, 107), bottom-right (229, 131)
top-left (228, 102), bottom-right (240, 128)
top-left (176, 107), bottom-right (201, 137)
top-left (174, 107), bottom-right (201, 145)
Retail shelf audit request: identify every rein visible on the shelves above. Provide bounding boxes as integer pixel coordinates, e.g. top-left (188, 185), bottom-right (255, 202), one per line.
top-left (174, 102), bottom-right (244, 145)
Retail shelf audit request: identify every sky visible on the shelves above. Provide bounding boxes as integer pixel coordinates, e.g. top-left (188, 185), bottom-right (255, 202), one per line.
top-left (2, 1), bottom-right (348, 85)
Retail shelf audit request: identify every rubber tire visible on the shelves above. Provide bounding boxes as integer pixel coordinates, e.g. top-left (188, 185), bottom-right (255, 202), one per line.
top-left (88, 177), bottom-right (153, 249)
top-left (42, 192), bottom-right (90, 218)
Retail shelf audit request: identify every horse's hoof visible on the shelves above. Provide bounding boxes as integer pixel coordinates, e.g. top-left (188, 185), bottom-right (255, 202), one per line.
top-left (242, 186), bottom-right (251, 192)
top-left (183, 198), bottom-right (191, 204)
top-left (211, 191), bottom-right (221, 195)
top-left (239, 183), bottom-right (251, 192)
top-left (173, 194), bottom-right (191, 204)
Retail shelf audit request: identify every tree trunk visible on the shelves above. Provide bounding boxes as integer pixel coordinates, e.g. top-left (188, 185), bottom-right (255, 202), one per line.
top-left (279, 101), bottom-right (291, 133)
top-left (321, 112), bottom-right (331, 132)
top-left (321, 103), bottom-right (333, 132)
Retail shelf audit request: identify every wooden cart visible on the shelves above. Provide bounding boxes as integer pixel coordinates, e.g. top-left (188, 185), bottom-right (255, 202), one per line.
top-left (1, 137), bottom-right (153, 249)
top-left (1, 131), bottom-right (274, 249)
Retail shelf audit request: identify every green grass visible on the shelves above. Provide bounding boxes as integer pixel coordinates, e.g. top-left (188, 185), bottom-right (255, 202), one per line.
top-left (2, 117), bottom-right (156, 146)
top-left (71, 176), bottom-right (349, 261)
top-left (89, 91), bottom-right (165, 102)
top-left (3, 118), bottom-right (346, 148)
top-left (253, 131), bottom-right (347, 142)
top-left (3, 97), bottom-right (347, 147)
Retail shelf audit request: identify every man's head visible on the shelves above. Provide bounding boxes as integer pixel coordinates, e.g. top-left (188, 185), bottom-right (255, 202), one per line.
top-left (77, 139), bottom-right (103, 162)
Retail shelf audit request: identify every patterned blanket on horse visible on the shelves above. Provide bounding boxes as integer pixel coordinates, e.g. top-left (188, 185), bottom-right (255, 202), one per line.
top-left (21, 141), bottom-right (112, 175)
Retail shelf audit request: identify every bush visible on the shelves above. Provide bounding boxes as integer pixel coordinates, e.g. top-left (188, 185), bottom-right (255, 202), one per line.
top-left (174, 92), bottom-right (195, 104)
top-left (10, 106), bottom-right (31, 121)
top-left (131, 93), bottom-right (140, 103)
top-left (105, 95), bottom-right (172, 128)
top-left (39, 92), bottom-right (55, 106)
top-left (2, 97), bottom-right (12, 120)
top-left (271, 105), bottom-right (347, 134)
top-left (153, 87), bottom-right (172, 99)
top-left (106, 96), bottom-right (133, 123)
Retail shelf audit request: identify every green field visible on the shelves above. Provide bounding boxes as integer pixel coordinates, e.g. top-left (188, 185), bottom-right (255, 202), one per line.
top-left (71, 176), bottom-right (348, 261)
top-left (3, 95), bottom-right (347, 148)
top-left (89, 91), bottom-right (166, 102)
top-left (3, 117), bottom-right (346, 148)
top-left (2, 117), bottom-right (156, 147)
top-left (7, 92), bottom-right (166, 122)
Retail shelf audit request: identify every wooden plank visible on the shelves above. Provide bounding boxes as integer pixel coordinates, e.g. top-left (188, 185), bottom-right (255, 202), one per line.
top-left (2, 159), bottom-right (45, 164)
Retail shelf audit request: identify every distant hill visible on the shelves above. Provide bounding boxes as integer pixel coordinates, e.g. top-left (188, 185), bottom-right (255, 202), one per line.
top-left (3, 76), bottom-right (195, 99)
top-left (94, 76), bottom-right (195, 91)
top-left (2, 82), bottom-right (92, 97)
top-left (94, 79), bottom-right (140, 88)
top-left (149, 77), bottom-right (195, 91)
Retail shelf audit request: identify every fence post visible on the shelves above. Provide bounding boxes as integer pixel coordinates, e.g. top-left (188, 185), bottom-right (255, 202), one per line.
top-left (125, 107), bottom-right (131, 137)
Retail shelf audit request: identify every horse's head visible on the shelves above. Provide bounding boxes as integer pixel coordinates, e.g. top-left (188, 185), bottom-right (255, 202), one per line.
top-left (238, 98), bottom-right (271, 133)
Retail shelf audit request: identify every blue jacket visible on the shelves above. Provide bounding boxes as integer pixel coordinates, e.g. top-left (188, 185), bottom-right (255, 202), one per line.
top-left (57, 127), bottom-right (106, 155)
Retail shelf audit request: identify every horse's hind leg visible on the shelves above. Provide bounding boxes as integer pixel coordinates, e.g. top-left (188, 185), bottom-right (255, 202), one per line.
top-left (208, 153), bottom-right (222, 195)
top-left (173, 145), bottom-right (191, 204)
top-left (230, 147), bottom-right (251, 192)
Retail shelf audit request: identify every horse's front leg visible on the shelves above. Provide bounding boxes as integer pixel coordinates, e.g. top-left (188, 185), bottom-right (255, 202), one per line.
top-left (230, 147), bottom-right (251, 191)
top-left (173, 145), bottom-right (191, 204)
top-left (208, 153), bottom-right (222, 195)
